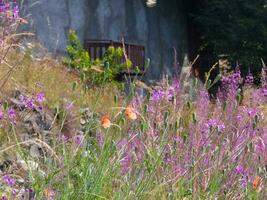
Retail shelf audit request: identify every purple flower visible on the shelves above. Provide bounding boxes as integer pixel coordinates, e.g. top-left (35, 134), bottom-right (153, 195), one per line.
top-left (244, 72), bottom-right (254, 86)
top-left (242, 107), bottom-right (264, 120)
top-left (205, 119), bottom-right (225, 131)
top-left (7, 108), bottom-right (16, 121)
top-left (240, 178), bottom-right (248, 188)
top-left (0, 3), bottom-right (5, 13)
top-left (35, 92), bottom-right (45, 103)
top-left (12, 5), bottom-right (19, 18)
top-left (150, 89), bottom-right (166, 102)
top-left (12, 189), bottom-right (18, 197)
top-left (235, 165), bottom-right (244, 175)
top-left (1, 195), bottom-right (7, 200)
top-left (0, 111), bottom-right (4, 120)
top-left (96, 131), bottom-right (104, 148)
top-left (26, 99), bottom-right (34, 109)
top-left (74, 135), bottom-right (84, 146)
top-left (263, 87), bottom-right (267, 97)
top-left (120, 154), bottom-right (131, 175)
top-left (2, 175), bottom-right (16, 187)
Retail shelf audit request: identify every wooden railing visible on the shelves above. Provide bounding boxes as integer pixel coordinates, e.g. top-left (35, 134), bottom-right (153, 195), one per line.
top-left (84, 39), bottom-right (145, 74)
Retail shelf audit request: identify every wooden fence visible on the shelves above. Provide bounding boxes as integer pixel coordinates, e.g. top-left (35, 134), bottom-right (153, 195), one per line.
top-left (84, 39), bottom-right (145, 74)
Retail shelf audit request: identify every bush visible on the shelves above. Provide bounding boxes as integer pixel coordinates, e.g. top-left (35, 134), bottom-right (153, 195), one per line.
top-left (64, 30), bottom-right (132, 88)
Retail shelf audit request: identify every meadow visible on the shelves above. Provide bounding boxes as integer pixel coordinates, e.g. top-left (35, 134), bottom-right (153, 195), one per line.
top-left (0, 1), bottom-right (266, 200)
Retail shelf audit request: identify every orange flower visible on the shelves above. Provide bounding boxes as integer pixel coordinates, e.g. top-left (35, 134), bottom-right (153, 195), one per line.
top-left (101, 115), bottom-right (111, 129)
top-left (252, 176), bottom-right (262, 192)
top-left (125, 106), bottom-right (137, 120)
top-left (43, 188), bottom-right (56, 198)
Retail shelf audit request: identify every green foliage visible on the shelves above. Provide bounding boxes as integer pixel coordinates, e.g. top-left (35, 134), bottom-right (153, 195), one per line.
top-left (64, 30), bottom-right (91, 71)
top-left (193, 0), bottom-right (267, 80)
top-left (64, 30), bottom-right (131, 88)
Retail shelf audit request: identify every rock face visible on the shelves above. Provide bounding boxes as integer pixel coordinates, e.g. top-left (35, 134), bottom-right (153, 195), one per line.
top-left (21, 0), bottom-right (188, 80)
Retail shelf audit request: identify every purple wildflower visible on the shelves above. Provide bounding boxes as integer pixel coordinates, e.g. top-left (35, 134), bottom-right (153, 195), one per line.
top-left (235, 165), bottom-right (244, 175)
top-left (0, 3), bottom-right (5, 12)
top-left (244, 72), bottom-right (254, 86)
top-left (150, 89), bottom-right (166, 102)
top-left (1, 195), bottom-right (7, 200)
top-left (240, 178), bottom-right (248, 188)
top-left (242, 106), bottom-right (264, 120)
top-left (96, 131), bottom-right (104, 148)
top-left (2, 175), bottom-right (16, 187)
top-left (120, 154), bottom-right (131, 175)
top-left (12, 5), bottom-right (19, 18)
top-left (7, 108), bottom-right (15, 121)
top-left (263, 87), bottom-right (267, 97)
top-left (0, 111), bottom-right (4, 120)
top-left (12, 189), bottom-right (18, 197)
top-left (26, 99), bottom-right (34, 109)
top-left (205, 119), bottom-right (225, 131)
top-left (35, 92), bottom-right (45, 103)
top-left (74, 135), bottom-right (84, 146)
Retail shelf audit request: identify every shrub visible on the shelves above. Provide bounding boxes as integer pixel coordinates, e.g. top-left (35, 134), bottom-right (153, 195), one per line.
top-left (64, 30), bottom-right (132, 88)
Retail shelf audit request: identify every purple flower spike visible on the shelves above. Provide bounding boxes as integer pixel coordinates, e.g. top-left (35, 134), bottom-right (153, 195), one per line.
top-left (7, 108), bottom-right (16, 121)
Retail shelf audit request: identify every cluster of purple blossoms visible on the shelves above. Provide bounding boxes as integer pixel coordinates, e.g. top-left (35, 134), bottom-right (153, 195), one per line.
top-left (73, 134), bottom-right (85, 146)
top-left (2, 175), bottom-right (16, 187)
top-left (205, 119), bottom-right (225, 131)
top-left (221, 67), bottom-right (242, 94)
top-left (235, 165), bottom-right (244, 175)
top-left (0, 0), bottom-right (19, 20)
top-left (150, 81), bottom-right (180, 103)
top-left (244, 71), bottom-right (254, 87)
top-left (242, 106), bottom-right (264, 120)
top-left (7, 108), bottom-right (15, 121)
top-left (150, 89), bottom-right (167, 103)
top-left (263, 87), bottom-right (267, 97)
top-left (19, 92), bottom-right (45, 110)
top-left (35, 92), bottom-right (45, 103)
